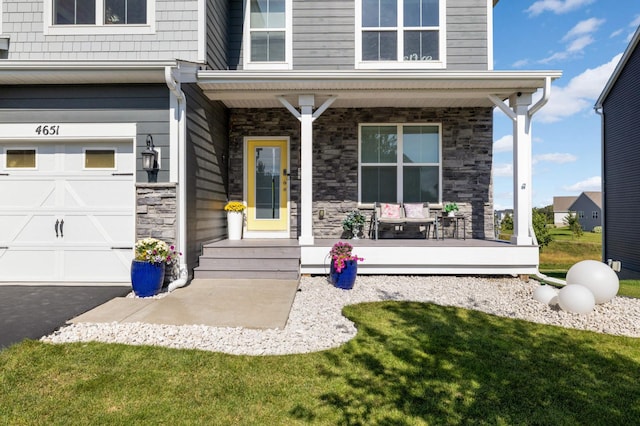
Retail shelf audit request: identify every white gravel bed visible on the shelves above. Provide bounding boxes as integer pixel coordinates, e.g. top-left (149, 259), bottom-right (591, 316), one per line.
top-left (41, 275), bottom-right (640, 355)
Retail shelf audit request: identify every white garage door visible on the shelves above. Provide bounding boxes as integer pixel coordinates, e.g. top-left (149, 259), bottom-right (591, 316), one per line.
top-left (0, 141), bottom-right (134, 282)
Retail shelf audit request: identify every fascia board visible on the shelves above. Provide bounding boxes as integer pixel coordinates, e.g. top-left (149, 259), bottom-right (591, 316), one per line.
top-left (595, 27), bottom-right (640, 109)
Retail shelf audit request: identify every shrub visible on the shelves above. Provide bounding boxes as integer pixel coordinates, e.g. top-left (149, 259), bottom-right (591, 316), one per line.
top-left (533, 210), bottom-right (552, 249)
top-left (563, 212), bottom-right (584, 238)
top-left (592, 226), bottom-right (602, 234)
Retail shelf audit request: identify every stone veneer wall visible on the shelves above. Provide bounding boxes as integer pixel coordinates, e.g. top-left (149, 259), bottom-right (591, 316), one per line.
top-left (136, 183), bottom-right (178, 244)
top-left (228, 107), bottom-right (495, 239)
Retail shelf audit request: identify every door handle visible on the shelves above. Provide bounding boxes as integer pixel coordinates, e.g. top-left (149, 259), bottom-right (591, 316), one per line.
top-left (55, 219), bottom-right (59, 238)
top-left (59, 219), bottom-right (64, 238)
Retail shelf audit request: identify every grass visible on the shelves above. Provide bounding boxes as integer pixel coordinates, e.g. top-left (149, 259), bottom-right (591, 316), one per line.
top-left (1, 302), bottom-right (639, 424)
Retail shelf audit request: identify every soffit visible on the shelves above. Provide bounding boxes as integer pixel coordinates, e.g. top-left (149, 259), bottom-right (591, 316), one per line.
top-left (197, 70), bottom-right (562, 109)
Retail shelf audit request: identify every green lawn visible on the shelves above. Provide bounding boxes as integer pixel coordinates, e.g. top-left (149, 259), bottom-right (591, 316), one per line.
top-left (1, 302), bottom-right (639, 424)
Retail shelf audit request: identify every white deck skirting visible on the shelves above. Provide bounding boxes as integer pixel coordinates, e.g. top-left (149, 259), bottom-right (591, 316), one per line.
top-left (302, 239), bottom-right (539, 276)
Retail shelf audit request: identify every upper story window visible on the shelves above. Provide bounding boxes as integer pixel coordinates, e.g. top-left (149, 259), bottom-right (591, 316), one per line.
top-left (244, 0), bottom-right (292, 70)
top-left (356, 0), bottom-right (446, 69)
top-left (359, 124), bottom-right (441, 203)
top-left (45, 0), bottom-right (155, 35)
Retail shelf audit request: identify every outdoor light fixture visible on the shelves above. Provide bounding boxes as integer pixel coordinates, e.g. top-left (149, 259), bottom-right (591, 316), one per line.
top-left (142, 134), bottom-right (159, 182)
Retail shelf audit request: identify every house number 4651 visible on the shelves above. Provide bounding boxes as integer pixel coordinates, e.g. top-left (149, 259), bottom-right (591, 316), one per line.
top-left (35, 125), bottom-right (60, 136)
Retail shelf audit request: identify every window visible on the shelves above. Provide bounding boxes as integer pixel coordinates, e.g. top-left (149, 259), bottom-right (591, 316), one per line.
top-left (357, 0), bottom-right (445, 69)
top-left (45, 0), bottom-right (154, 34)
top-left (578, 211), bottom-right (585, 219)
top-left (359, 124), bottom-right (441, 203)
top-left (592, 211), bottom-right (599, 220)
top-left (84, 149), bottom-right (115, 169)
top-left (6, 149), bottom-right (37, 169)
top-left (244, 0), bottom-right (292, 69)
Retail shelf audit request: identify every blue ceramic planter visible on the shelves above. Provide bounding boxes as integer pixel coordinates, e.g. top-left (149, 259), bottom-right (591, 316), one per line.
top-left (131, 260), bottom-right (165, 297)
top-left (330, 259), bottom-right (358, 290)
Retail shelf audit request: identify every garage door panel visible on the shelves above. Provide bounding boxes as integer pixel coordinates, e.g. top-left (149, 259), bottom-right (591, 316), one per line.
top-left (0, 180), bottom-right (56, 208)
top-left (65, 180), bottom-right (134, 208)
top-left (0, 248), bottom-right (58, 281)
top-left (64, 249), bottom-right (131, 282)
top-left (3, 214), bottom-right (60, 243)
top-left (62, 214), bottom-right (133, 244)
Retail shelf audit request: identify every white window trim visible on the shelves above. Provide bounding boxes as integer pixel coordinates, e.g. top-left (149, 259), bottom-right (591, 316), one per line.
top-left (358, 123), bottom-right (443, 204)
top-left (3, 147), bottom-right (38, 170)
top-left (43, 0), bottom-right (156, 35)
top-left (242, 0), bottom-right (293, 70)
top-left (355, 0), bottom-right (446, 70)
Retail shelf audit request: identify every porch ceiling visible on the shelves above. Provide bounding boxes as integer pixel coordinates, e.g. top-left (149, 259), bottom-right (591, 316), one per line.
top-left (196, 70), bottom-right (562, 109)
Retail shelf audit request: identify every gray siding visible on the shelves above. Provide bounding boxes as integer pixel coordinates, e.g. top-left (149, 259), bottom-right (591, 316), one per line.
top-left (292, 0), bottom-right (355, 70)
top-left (0, 84), bottom-right (170, 183)
top-left (206, 0), bottom-right (230, 69)
top-left (571, 195), bottom-right (601, 232)
top-left (228, 107), bottom-right (494, 239)
top-left (183, 84), bottom-right (229, 268)
top-left (2, 0), bottom-right (201, 61)
top-left (602, 42), bottom-right (640, 278)
top-left (447, 0), bottom-right (489, 70)
top-left (228, 0), bottom-right (489, 71)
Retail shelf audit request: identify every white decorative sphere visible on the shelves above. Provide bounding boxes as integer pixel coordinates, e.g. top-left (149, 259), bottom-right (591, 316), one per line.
top-left (533, 285), bottom-right (558, 305)
top-left (558, 284), bottom-right (596, 314)
top-left (566, 260), bottom-right (619, 304)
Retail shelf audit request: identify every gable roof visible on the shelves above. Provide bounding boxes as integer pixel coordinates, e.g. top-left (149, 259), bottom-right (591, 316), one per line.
top-left (595, 26), bottom-right (640, 108)
top-left (575, 191), bottom-right (602, 209)
top-left (553, 196), bottom-right (577, 212)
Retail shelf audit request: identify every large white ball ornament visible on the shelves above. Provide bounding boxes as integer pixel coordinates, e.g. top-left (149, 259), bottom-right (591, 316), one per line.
top-left (558, 284), bottom-right (596, 314)
top-left (533, 285), bottom-right (558, 305)
top-left (566, 260), bottom-right (619, 304)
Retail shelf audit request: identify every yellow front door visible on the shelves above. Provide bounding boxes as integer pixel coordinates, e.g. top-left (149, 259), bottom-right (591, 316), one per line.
top-left (246, 139), bottom-right (289, 233)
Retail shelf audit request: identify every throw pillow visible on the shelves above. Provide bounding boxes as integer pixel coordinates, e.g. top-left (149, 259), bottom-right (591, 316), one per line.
top-left (404, 203), bottom-right (425, 219)
top-left (381, 203), bottom-right (401, 219)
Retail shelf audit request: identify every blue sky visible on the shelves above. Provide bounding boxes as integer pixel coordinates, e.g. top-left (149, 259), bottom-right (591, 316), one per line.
top-left (492, 0), bottom-right (640, 210)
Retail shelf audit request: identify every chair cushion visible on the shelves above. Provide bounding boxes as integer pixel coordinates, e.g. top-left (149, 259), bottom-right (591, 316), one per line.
top-left (404, 203), bottom-right (425, 219)
top-left (381, 203), bottom-right (401, 219)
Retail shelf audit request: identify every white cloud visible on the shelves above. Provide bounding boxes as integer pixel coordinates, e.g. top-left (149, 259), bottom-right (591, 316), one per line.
top-left (536, 53), bottom-right (623, 123)
top-left (563, 176), bottom-right (601, 192)
top-left (610, 28), bottom-right (624, 38)
top-left (563, 17), bottom-right (605, 40)
top-left (494, 135), bottom-right (513, 153)
top-left (631, 15), bottom-right (640, 27)
top-left (526, 0), bottom-right (595, 16)
top-left (512, 59), bottom-right (530, 68)
top-left (533, 153), bottom-right (578, 164)
top-left (493, 163), bottom-right (513, 177)
top-left (540, 18), bottom-right (604, 64)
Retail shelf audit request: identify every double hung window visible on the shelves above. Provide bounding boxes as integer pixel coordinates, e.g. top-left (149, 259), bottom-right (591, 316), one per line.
top-left (360, 124), bottom-right (441, 203)
top-left (244, 0), bottom-right (292, 69)
top-left (357, 0), bottom-right (445, 69)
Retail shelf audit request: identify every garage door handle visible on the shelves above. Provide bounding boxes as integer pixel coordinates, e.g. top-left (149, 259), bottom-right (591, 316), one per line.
top-left (55, 219), bottom-right (59, 237)
top-left (111, 246), bottom-right (133, 250)
top-left (112, 173), bottom-right (134, 176)
top-left (59, 219), bottom-right (64, 238)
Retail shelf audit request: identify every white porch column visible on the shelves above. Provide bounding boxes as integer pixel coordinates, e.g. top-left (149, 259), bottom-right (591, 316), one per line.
top-left (511, 93), bottom-right (533, 246)
top-left (298, 94), bottom-right (315, 245)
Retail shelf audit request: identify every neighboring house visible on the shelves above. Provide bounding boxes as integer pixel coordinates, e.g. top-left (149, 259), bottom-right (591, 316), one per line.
top-left (569, 192), bottom-right (602, 232)
top-left (0, 0), bottom-right (561, 283)
top-left (553, 196), bottom-right (577, 227)
top-left (595, 26), bottom-right (640, 279)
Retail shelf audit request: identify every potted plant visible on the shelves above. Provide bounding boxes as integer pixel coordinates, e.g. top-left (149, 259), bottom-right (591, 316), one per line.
top-left (224, 201), bottom-right (246, 240)
top-left (444, 203), bottom-right (459, 217)
top-left (342, 210), bottom-right (367, 239)
top-left (329, 241), bottom-right (364, 289)
top-left (131, 238), bottom-right (180, 297)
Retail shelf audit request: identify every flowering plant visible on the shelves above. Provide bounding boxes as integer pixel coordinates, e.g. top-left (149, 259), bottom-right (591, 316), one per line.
top-left (134, 238), bottom-right (180, 265)
top-left (444, 203), bottom-right (459, 214)
top-left (342, 210), bottom-right (367, 237)
top-left (224, 201), bottom-right (246, 213)
top-left (330, 241), bottom-right (364, 273)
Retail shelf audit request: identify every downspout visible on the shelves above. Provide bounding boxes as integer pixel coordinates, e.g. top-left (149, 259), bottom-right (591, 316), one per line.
top-left (165, 65), bottom-right (188, 291)
top-left (595, 105), bottom-right (606, 268)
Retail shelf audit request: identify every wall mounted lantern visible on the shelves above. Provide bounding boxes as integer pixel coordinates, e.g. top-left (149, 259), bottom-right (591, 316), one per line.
top-left (142, 134), bottom-right (158, 182)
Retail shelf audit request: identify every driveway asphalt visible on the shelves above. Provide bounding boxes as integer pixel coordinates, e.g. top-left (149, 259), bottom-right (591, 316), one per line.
top-left (0, 285), bottom-right (129, 350)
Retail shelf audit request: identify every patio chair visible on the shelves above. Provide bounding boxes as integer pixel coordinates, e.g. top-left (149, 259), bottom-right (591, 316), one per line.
top-left (372, 202), bottom-right (436, 240)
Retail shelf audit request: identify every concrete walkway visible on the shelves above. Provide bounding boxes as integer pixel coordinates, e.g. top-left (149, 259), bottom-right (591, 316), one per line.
top-left (69, 278), bottom-right (300, 330)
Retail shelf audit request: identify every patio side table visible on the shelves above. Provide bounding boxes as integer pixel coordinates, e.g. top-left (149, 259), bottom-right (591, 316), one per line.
top-left (440, 215), bottom-right (467, 240)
